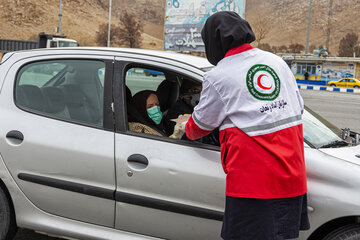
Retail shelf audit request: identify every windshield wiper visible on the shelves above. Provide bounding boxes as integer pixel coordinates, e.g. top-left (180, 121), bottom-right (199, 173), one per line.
top-left (320, 140), bottom-right (348, 148)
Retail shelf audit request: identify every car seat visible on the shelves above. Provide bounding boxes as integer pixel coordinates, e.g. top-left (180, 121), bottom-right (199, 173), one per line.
top-left (156, 79), bottom-right (179, 114)
top-left (59, 84), bottom-right (98, 125)
top-left (16, 85), bottom-right (46, 112)
top-left (41, 86), bottom-right (70, 119)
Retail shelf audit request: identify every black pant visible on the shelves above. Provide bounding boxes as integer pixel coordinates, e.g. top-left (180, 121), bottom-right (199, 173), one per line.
top-left (221, 194), bottom-right (310, 240)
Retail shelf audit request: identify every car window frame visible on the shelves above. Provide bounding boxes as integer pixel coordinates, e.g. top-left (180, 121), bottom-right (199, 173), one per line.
top-left (13, 58), bottom-right (114, 131)
top-left (113, 60), bottom-right (220, 152)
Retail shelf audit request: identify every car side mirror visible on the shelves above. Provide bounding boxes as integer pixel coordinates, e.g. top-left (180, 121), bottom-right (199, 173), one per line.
top-left (341, 128), bottom-right (350, 140)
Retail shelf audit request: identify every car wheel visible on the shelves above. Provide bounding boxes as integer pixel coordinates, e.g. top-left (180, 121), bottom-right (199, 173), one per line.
top-left (0, 185), bottom-right (17, 240)
top-left (322, 224), bottom-right (360, 240)
top-left (330, 84), bottom-right (336, 87)
top-left (355, 86), bottom-right (359, 89)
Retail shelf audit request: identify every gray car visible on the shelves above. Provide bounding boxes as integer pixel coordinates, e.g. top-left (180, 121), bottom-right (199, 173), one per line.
top-left (0, 48), bottom-right (360, 240)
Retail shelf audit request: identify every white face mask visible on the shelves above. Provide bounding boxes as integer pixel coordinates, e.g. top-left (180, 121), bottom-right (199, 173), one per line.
top-left (189, 93), bottom-right (200, 107)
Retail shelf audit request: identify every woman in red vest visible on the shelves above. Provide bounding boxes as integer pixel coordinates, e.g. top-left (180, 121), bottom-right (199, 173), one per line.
top-left (185, 11), bottom-right (310, 240)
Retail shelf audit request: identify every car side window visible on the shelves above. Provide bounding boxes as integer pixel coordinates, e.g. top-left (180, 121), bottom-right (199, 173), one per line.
top-left (123, 65), bottom-right (220, 147)
top-left (15, 60), bottom-right (105, 127)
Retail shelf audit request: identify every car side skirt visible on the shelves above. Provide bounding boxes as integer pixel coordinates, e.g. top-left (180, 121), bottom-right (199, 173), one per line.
top-left (18, 173), bottom-right (223, 221)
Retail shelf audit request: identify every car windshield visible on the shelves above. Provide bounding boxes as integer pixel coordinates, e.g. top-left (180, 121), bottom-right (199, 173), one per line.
top-left (303, 106), bottom-right (347, 148)
top-left (201, 66), bottom-right (214, 72)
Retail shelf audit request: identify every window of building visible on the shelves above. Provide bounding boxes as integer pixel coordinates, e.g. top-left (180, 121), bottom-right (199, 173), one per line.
top-left (296, 62), bottom-right (316, 75)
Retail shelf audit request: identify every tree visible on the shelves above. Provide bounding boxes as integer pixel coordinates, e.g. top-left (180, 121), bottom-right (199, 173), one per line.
top-left (95, 23), bottom-right (119, 47)
top-left (27, 33), bottom-right (38, 41)
top-left (278, 45), bottom-right (288, 53)
top-left (288, 43), bottom-right (305, 53)
top-left (257, 43), bottom-right (272, 52)
top-left (96, 0), bottom-right (108, 9)
top-left (117, 11), bottom-right (143, 48)
top-left (309, 44), bottom-right (318, 54)
top-left (338, 32), bottom-right (359, 57)
top-left (252, 17), bottom-right (271, 46)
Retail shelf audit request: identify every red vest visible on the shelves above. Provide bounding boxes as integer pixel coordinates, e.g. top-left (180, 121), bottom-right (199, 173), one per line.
top-left (185, 44), bottom-right (307, 199)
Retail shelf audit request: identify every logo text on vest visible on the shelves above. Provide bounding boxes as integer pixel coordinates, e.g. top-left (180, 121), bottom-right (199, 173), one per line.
top-left (246, 64), bottom-right (281, 101)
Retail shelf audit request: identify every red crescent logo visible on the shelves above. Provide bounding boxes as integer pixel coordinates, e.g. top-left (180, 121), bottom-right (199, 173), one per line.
top-left (257, 74), bottom-right (272, 90)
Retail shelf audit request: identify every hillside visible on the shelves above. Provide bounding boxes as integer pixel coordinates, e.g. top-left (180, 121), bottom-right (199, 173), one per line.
top-left (245, 0), bottom-right (360, 55)
top-left (0, 0), bottom-right (359, 55)
top-left (0, 0), bottom-right (165, 49)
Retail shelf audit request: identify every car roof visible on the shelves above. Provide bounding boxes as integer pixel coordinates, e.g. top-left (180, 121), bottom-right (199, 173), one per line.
top-left (340, 77), bottom-right (359, 80)
top-left (8, 47), bottom-right (213, 71)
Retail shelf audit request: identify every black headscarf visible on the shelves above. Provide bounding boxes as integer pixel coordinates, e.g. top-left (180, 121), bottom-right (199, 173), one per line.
top-left (130, 90), bottom-right (167, 134)
top-left (201, 11), bottom-right (256, 66)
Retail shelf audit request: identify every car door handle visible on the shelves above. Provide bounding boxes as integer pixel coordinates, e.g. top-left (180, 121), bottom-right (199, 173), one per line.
top-left (127, 154), bottom-right (149, 171)
top-left (6, 130), bottom-right (24, 145)
top-left (6, 130), bottom-right (24, 141)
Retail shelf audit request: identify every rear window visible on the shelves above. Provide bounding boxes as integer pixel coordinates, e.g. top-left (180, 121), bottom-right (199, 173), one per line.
top-left (15, 59), bottom-right (105, 127)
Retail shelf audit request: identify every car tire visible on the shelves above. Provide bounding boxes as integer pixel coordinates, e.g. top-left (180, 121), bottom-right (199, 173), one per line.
top-left (0, 185), bottom-right (17, 240)
top-left (322, 224), bottom-right (360, 240)
top-left (355, 86), bottom-right (359, 89)
top-left (330, 84), bottom-right (336, 87)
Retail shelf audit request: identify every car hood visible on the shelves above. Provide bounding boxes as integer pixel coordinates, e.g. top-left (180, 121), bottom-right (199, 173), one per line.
top-left (319, 144), bottom-right (360, 165)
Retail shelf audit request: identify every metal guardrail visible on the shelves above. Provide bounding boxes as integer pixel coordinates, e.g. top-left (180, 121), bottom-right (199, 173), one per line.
top-left (298, 84), bottom-right (360, 93)
top-left (0, 39), bottom-right (38, 52)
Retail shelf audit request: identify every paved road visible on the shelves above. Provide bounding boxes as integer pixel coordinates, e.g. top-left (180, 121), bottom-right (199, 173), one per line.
top-left (14, 229), bottom-right (61, 240)
top-left (14, 90), bottom-right (360, 240)
top-left (300, 89), bottom-right (360, 133)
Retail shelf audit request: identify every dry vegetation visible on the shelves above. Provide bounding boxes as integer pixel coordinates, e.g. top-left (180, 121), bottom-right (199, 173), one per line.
top-left (0, 0), bottom-right (359, 55)
top-left (0, 0), bottom-right (165, 49)
top-left (246, 0), bottom-right (360, 55)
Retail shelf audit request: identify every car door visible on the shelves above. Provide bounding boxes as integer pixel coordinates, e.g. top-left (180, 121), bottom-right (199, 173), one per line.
top-left (338, 78), bottom-right (347, 87)
top-left (0, 54), bottom-right (116, 227)
top-left (340, 78), bottom-right (349, 87)
top-left (348, 79), bottom-right (355, 88)
top-left (113, 58), bottom-right (225, 240)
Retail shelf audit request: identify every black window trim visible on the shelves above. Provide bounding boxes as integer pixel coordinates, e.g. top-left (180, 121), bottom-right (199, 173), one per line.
top-left (13, 58), bottom-right (115, 132)
top-left (113, 60), bottom-right (220, 152)
top-left (18, 172), bottom-right (223, 221)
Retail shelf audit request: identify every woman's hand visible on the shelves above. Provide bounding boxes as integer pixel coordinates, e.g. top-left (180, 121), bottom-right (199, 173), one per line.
top-left (169, 115), bottom-right (188, 139)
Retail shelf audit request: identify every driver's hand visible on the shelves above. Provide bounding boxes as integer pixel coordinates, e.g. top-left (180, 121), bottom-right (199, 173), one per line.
top-left (169, 116), bottom-right (187, 139)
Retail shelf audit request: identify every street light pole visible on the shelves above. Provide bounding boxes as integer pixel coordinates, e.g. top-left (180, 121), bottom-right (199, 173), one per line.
top-left (325, 0), bottom-right (333, 52)
top-left (305, 0), bottom-right (313, 55)
top-left (243, 0), bottom-right (246, 19)
top-left (58, 0), bottom-right (62, 34)
top-left (107, 0), bottom-right (112, 47)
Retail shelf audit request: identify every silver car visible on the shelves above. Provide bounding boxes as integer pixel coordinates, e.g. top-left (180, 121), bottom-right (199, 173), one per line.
top-left (0, 48), bottom-right (360, 240)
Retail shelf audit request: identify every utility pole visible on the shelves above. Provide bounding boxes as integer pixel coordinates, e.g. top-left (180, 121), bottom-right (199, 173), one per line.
top-left (243, 0), bottom-right (246, 19)
top-left (57, 0), bottom-right (62, 34)
top-left (326, 0), bottom-right (333, 52)
top-left (107, 0), bottom-right (112, 47)
top-left (305, 0), bottom-right (313, 55)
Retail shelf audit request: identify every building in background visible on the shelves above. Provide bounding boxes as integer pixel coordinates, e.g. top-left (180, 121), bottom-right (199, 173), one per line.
top-left (164, 0), bottom-right (245, 52)
top-left (285, 55), bottom-right (360, 84)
